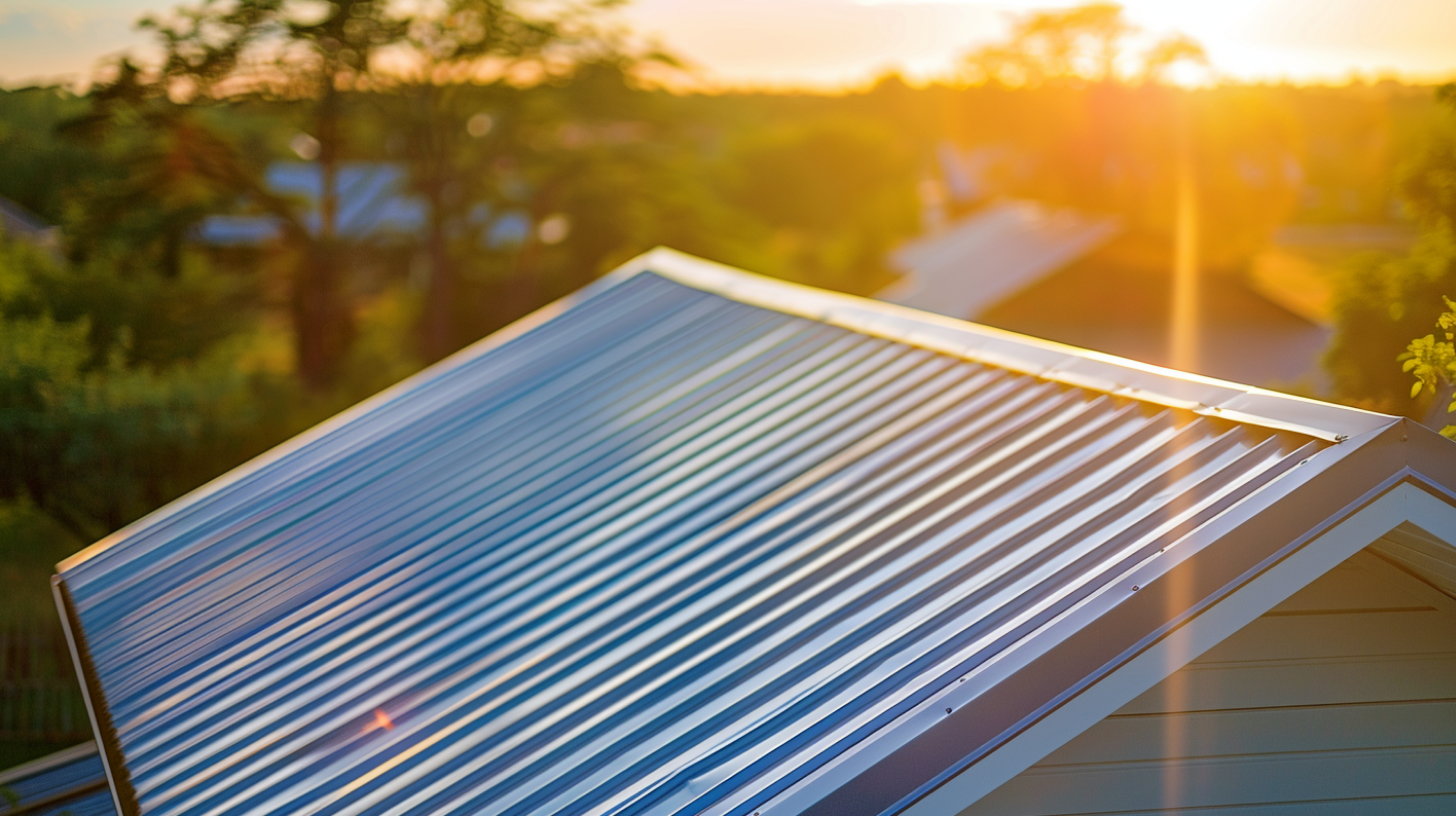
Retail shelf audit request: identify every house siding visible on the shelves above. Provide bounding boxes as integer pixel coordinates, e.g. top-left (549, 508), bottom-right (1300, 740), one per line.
top-left (961, 545), bottom-right (1456, 815)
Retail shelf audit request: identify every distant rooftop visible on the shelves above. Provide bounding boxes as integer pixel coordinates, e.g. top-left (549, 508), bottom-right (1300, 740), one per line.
top-left (0, 195), bottom-right (61, 250)
top-left (882, 200), bottom-right (1120, 320)
top-left (195, 162), bottom-right (426, 246)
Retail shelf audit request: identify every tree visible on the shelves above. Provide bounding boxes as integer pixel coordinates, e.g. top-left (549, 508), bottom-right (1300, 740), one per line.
top-left (110, 0), bottom-right (413, 387)
top-left (60, 60), bottom-right (261, 278)
top-left (719, 117), bottom-right (917, 295)
top-left (1326, 84), bottom-right (1456, 413)
top-left (960, 3), bottom-right (1204, 88)
top-left (384, 0), bottom-right (625, 360)
top-left (1400, 296), bottom-right (1456, 436)
top-left (0, 236), bottom-right (294, 539)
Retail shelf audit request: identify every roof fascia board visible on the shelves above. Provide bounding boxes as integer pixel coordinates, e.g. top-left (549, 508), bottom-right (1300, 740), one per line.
top-left (897, 479), bottom-right (1455, 816)
top-left (630, 248), bottom-right (1391, 443)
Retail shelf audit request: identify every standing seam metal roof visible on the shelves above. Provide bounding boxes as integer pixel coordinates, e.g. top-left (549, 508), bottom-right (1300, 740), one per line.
top-left (55, 249), bottom-right (1401, 816)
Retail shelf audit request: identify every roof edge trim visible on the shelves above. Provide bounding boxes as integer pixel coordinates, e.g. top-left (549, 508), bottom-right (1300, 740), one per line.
top-left (52, 575), bottom-right (135, 816)
top-left (627, 247), bottom-right (1393, 443)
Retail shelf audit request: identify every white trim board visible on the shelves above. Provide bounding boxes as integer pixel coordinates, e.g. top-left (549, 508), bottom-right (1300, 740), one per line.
top-left (901, 481), bottom-right (1456, 816)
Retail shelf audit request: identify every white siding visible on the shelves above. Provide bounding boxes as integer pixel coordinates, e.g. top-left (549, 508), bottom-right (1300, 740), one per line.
top-left (961, 545), bottom-right (1456, 816)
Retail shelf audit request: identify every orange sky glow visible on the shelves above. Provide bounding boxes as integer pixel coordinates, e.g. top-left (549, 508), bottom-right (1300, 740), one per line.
top-left (0, 0), bottom-right (1453, 90)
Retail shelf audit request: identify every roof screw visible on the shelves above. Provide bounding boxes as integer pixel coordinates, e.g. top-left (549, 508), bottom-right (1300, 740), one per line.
top-left (1335, 434), bottom-right (1349, 442)
top-left (1131, 585), bottom-right (1140, 591)
top-left (945, 707), bottom-right (953, 714)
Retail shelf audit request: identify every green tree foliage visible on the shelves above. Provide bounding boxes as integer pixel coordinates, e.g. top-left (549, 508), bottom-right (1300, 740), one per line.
top-left (120, 0), bottom-right (419, 385)
top-left (1326, 84), bottom-right (1456, 414)
top-left (1399, 296), bottom-right (1456, 436)
top-left (381, 0), bottom-right (628, 359)
top-left (60, 62), bottom-right (264, 278)
top-left (1402, 84), bottom-right (1456, 230)
top-left (0, 89), bottom-right (98, 225)
top-left (721, 117), bottom-right (917, 294)
top-left (1326, 230), bottom-right (1456, 411)
top-left (0, 238), bottom-right (297, 540)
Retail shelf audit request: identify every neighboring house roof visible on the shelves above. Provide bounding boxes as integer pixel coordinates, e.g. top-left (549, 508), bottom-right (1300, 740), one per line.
top-left (51, 249), bottom-right (1456, 816)
top-left (266, 162), bottom-right (426, 239)
top-left (882, 200), bottom-right (1120, 318)
top-left (0, 194), bottom-right (62, 250)
top-left (0, 741), bottom-right (114, 816)
top-left (195, 162), bottom-right (426, 246)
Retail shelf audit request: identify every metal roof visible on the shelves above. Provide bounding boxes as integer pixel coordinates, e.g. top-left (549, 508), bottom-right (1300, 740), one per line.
top-left (52, 249), bottom-right (1450, 816)
top-left (882, 200), bottom-right (1120, 319)
top-left (0, 741), bottom-right (115, 816)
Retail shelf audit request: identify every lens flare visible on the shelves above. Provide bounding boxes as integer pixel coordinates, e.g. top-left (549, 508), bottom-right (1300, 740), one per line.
top-left (373, 709), bottom-right (395, 731)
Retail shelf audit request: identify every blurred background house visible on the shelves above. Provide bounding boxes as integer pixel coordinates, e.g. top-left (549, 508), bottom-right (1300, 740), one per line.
top-left (0, 195), bottom-right (61, 256)
top-left (881, 145), bottom-right (1331, 388)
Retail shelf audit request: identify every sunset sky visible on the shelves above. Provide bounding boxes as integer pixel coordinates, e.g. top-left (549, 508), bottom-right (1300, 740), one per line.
top-left (1, 0), bottom-right (1454, 89)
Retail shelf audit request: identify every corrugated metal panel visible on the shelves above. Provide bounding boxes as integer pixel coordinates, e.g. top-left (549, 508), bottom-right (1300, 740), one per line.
top-left (58, 264), bottom-right (1332, 816)
top-left (0, 741), bottom-right (116, 816)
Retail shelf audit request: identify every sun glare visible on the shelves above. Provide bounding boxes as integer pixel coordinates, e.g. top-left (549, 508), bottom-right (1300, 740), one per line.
top-left (846, 0), bottom-right (1452, 85)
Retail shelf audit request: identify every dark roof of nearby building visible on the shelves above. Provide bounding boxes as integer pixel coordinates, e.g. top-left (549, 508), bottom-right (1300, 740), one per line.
top-left (0, 195), bottom-right (61, 248)
top-left (51, 249), bottom-right (1456, 816)
top-left (883, 200), bottom-right (1120, 319)
top-left (0, 741), bottom-right (114, 816)
top-left (195, 162), bottom-right (426, 246)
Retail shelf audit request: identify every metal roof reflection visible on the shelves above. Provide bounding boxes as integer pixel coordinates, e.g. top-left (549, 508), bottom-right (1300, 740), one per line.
top-left (56, 250), bottom-right (1388, 816)
top-left (0, 741), bottom-right (115, 816)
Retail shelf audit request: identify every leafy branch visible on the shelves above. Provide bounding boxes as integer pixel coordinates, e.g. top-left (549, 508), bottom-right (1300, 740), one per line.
top-left (1400, 296), bottom-right (1456, 438)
